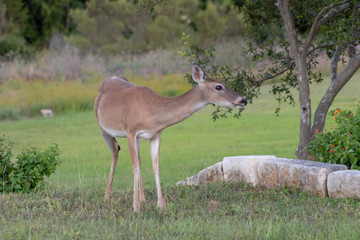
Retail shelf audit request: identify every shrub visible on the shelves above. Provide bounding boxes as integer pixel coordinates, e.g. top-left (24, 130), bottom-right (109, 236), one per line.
top-left (0, 134), bottom-right (61, 193)
top-left (0, 134), bottom-right (15, 188)
top-left (0, 35), bottom-right (34, 61)
top-left (308, 104), bottom-right (360, 169)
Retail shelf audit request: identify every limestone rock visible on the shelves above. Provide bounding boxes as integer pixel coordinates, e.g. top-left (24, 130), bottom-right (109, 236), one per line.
top-left (175, 180), bottom-right (187, 186)
top-left (40, 109), bottom-right (54, 117)
top-left (223, 155), bottom-right (276, 186)
top-left (257, 158), bottom-right (347, 197)
top-left (327, 170), bottom-right (360, 198)
top-left (176, 162), bottom-right (223, 186)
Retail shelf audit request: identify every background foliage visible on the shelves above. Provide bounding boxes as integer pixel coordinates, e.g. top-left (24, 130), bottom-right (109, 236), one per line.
top-left (0, 0), bottom-right (245, 56)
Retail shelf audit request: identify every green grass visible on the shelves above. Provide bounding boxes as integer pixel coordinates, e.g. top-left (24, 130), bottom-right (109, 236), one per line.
top-left (0, 72), bottom-right (360, 239)
top-left (0, 104), bottom-right (301, 190)
top-left (1, 183), bottom-right (360, 239)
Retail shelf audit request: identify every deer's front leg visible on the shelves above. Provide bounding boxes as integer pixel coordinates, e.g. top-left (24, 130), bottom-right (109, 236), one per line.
top-left (128, 134), bottom-right (141, 213)
top-left (136, 138), bottom-right (146, 204)
top-left (150, 132), bottom-right (166, 211)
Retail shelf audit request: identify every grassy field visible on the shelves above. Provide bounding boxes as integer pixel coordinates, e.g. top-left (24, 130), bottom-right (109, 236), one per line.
top-left (1, 72), bottom-right (360, 239)
top-left (1, 182), bottom-right (360, 239)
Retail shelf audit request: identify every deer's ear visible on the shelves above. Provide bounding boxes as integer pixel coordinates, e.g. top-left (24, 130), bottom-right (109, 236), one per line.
top-left (192, 63), bottom-right (206, 83)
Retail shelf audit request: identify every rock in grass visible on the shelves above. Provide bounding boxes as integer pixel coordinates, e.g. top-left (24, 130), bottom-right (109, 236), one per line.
top-left (257, 158), bottom-right (347, 197)
top-left (40, 109), bottom-right (54, 117)
top-left (223, 155), bottom-right (276, 186)
top-left (327, 170), bottom-right (360, 199)
top-left (176, 162), bottom-right (224, 186)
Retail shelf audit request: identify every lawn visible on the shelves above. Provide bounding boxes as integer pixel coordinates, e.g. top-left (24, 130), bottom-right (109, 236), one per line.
top-left (0, 72), bottom-right (360, 239)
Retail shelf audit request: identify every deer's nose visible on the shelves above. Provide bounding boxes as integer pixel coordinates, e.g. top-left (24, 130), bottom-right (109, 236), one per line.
top-left (240, 98), bottom-right (247, 106)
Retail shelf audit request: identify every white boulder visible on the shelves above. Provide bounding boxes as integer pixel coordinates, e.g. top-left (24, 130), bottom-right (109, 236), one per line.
top-left (257, 158), bottom-right (347, 197)
top-left (327, 170), bottom-right (360, 198)
top-left (223, 155), bottom-right (276, 186)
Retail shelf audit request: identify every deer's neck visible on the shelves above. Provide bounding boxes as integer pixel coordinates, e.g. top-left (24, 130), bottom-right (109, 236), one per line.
top-left (154, 85), bottom-right (207, 130)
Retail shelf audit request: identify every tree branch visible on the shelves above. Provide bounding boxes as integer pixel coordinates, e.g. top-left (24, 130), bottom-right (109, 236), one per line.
top-left (137, 0), bottom-right (167, 15)
top-left (307, 43), bottom-right (337, 56)
top-left (311, 52), bottom-right (360, 136)
top-left (331, 46), bottom-right (340, 82)
top-left (257, 66), bottom-right (292, 84)
top-left (305, 0), bottom-right (350, 50)
top-left (277, 0), bottom-right (300, 58)
top-left (349, 3), bottom-right (360, 58)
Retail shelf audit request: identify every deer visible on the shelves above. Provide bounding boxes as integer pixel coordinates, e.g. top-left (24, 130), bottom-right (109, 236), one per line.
top-left (94, 63), bottom-right (247, 213)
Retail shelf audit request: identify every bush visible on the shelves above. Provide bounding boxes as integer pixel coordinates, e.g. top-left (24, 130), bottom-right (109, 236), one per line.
top-left (0, 134), bottom-right (15, 187)
top-left (0, 35), bottom-right (34, 61)
top-left (0, 134), bottom-right (61, 193)
top-left (308, 105), bottom-right (360, 169)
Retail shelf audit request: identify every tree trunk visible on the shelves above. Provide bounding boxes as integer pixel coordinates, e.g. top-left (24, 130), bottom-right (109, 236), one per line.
top-left (277, 0), bottom-right (312, 159)
top-left (311, 53), bottom-right (360, 138)
top-left (295, 53), bottom-right (312, 159)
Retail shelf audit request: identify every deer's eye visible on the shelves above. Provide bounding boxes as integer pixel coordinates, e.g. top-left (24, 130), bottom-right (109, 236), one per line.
top-left (215, 85), bottom-right (223, 91)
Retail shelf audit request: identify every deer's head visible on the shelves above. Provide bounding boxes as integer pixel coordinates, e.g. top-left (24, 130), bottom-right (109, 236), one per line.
top-left (192, 63), bottom-right (247, 108)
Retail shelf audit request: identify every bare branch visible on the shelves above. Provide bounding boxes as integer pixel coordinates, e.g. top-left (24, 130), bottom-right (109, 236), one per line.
top-left (305, 0), bottom-right (350, 50)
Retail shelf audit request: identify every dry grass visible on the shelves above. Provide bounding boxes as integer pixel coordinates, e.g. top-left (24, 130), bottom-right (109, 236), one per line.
top-left (0, 39), bottom-right (251, 84)
top-left (0, 73), bottom-right (192, 120)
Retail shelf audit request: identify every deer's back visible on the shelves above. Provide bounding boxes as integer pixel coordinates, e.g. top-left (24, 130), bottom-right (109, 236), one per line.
top-left (94, 76), bottom-right (165, 134)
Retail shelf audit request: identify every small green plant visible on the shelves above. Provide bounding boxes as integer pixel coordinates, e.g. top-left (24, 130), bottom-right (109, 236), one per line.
top-left (308, 104), bottom-right (360, 169)
top-left (0, 134), bottom-right (61, 193)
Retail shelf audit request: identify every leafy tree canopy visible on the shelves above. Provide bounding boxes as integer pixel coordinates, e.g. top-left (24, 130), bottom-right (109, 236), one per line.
top-left (181, 0), bottom-right (360, 159)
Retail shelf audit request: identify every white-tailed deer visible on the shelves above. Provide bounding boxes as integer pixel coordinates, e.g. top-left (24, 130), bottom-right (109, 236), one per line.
top-left (94, 63), bottom-right (247, 212)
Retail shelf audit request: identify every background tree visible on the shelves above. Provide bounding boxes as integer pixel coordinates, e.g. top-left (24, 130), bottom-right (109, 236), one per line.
top-left (21, 0), bottom-right (87, 47)
top-left (66, 0), bottom-right (245, 54)
top-left (0, 0), bottom-right (87, 48)
top-left (276, 0), bottom-right (360, 159)
top-left (0, 0), bottom-right (30, 59)
top-left (0, 0), bottom-right (245, 53)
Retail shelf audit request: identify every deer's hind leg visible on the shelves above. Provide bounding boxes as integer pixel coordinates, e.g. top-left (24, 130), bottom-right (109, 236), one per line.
top-left (101, 129), bottom-right (121, 200)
